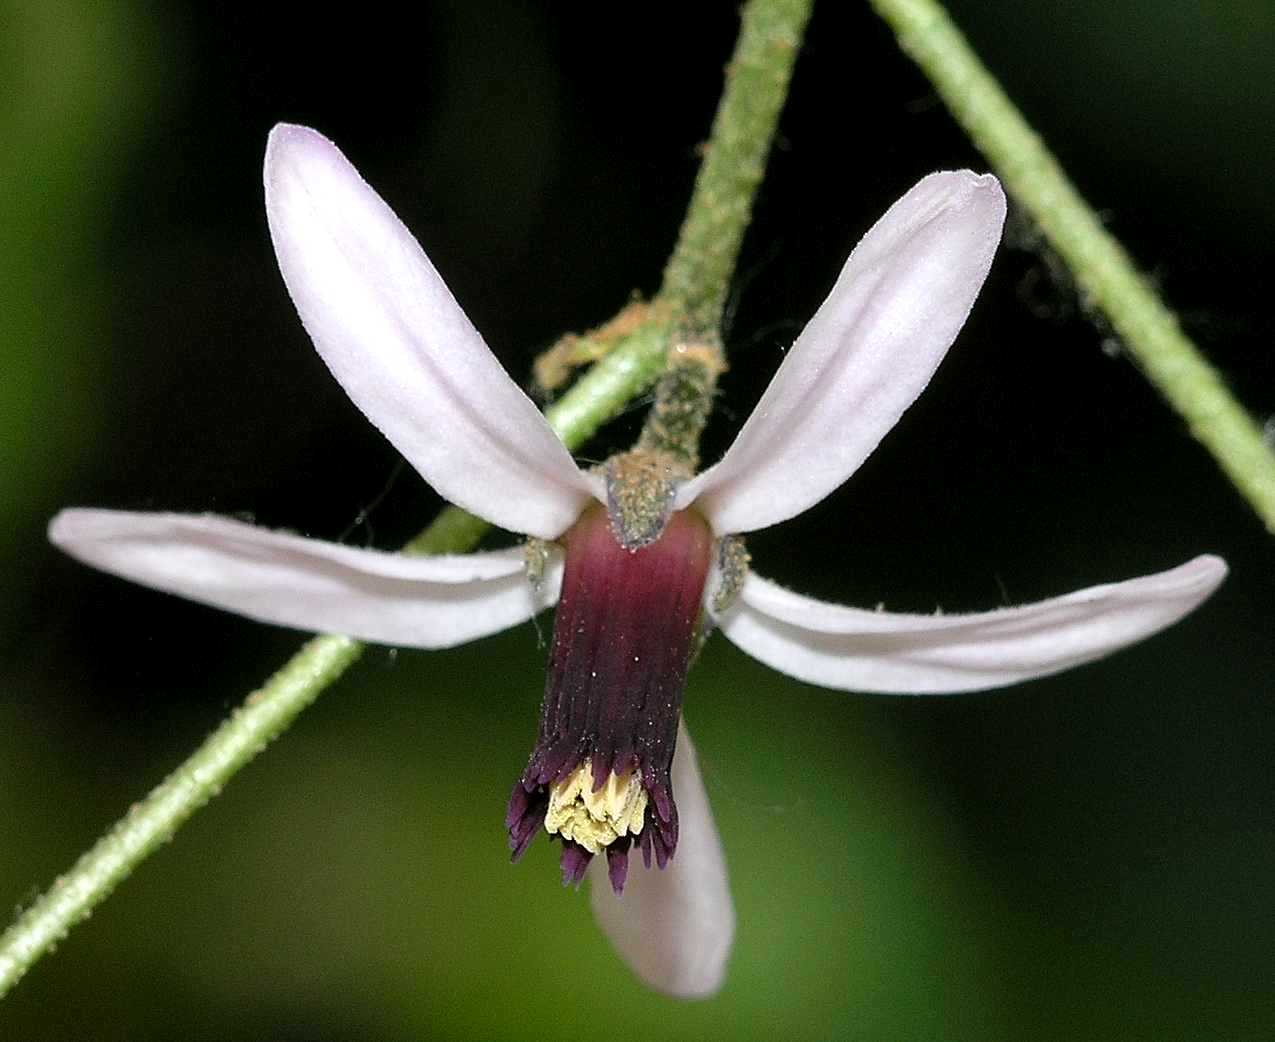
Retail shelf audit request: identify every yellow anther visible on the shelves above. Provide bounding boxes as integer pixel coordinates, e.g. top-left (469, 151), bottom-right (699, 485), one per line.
top-left (544, 760), bottom-right (647, 855)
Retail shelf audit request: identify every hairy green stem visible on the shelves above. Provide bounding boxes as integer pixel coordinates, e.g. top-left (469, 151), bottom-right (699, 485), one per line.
top-left (871, 0), bottom-right (1275, 533)
top-left (0, 641), bottom-right (365, 998)
top-left (659, 0), bottom-right (813, 337)
top-left (540, 322), bottom-right (672, 448)
top-left (636, 343), bottom-right (726, 472)
top-left (0, 0), bottom-right (811, 998)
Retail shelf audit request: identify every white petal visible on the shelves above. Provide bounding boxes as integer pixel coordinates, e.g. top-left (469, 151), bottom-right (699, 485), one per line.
top-left (678, 171), bottom-right (1007, 535)
top-left (264, 123), bottom-right (597, 539)
top-left (717, 555), bottom-right (1226, 694)
top-left (49, 509), bottom-right (561, 649)
top-left (589, 719), bottom-right (735, 998)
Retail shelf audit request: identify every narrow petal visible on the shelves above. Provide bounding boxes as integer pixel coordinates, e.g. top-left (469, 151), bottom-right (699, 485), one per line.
top-left (678, 171), bottom-right (1006, 535)
top-left (264, 123), bottom-right (598, 539)
top-left (717, 556), bottom-right (1226, 694)
top-left (589, 719), bottom-right (735, 998)
top-left (49, 509), bottom-right (561, 648)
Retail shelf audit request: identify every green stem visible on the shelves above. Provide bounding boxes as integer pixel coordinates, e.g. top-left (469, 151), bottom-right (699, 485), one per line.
top-left (658, 0), bottom-right (813, 338)
top-left (636, 344), bottom-right (726, 473)
top-left (871, 0), bottom-right (1275, 533)
top-left (0, 638), bottom-right (364, 998)
top-left (541, 322), bottom-right (672, 449)
top-left (0, 0), bottom-right (813, 999)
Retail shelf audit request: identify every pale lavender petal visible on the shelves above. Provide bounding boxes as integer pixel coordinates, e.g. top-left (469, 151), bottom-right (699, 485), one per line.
top-left (717, 556), bottom-right (1226, 693)
top-left (264, 123), bottom-right (598, 539)
top-left (678, 171), bottom-right (1006, 535)
top-left (589, 719), bottom-right (734, 998)
top-left (49, 509), bottom-right (561, 648)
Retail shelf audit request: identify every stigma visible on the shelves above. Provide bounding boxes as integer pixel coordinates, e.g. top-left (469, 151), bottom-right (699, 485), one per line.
top-left (506, 500), bottom-right (713, 894)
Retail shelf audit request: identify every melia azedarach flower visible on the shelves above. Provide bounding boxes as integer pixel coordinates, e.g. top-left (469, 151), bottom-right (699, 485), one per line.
top-left (50, 124), bottom-right (1226, 997)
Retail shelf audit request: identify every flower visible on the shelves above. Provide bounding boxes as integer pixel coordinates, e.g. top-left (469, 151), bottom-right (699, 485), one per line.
top-left (49, 124), bottom-right (1227, 999)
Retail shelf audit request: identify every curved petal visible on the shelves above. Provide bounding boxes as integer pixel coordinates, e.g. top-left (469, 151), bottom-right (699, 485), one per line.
top-left (717, 555), bottom-right (1226, 694)
top-left (49, 509), bottom-right (561, 649)
top-left (264, 123), bottom-right (597, 539)
top-left (589, 719), bottom-right (734, 998)
top-left (678, 171), bottom-right (1007, 535)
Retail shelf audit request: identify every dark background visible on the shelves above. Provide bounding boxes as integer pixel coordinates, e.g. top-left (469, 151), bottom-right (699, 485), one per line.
top-left (3, 2), bottom-right (1272, 1039)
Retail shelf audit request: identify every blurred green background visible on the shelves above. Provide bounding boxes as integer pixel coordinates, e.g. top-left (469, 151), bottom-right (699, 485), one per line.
top-left (2, 2), bottom-right (1272, 1039)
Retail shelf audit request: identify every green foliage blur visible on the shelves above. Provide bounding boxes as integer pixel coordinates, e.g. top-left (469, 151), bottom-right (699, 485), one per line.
top-left (2, 2), bottom-right (1272, 1039)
